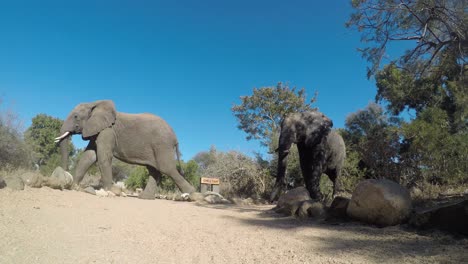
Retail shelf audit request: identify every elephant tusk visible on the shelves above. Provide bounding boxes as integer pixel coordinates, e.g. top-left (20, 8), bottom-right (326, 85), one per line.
top-left (54, 131), bottom-right (70, 143)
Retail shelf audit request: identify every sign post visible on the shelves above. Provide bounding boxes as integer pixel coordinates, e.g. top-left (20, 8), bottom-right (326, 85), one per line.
top-left (200, 177), bottom-right (220, 192)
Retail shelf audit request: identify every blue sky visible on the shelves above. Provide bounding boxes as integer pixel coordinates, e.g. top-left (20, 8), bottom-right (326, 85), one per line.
top-left (1, 1), bottom-right (386, 160)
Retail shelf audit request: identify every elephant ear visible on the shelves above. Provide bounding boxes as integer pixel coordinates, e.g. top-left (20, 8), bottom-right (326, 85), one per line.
top-left (82, 100), bottom-right (117, 138)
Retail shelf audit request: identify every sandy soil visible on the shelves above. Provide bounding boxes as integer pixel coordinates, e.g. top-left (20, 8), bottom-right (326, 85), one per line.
top-left (0, 187), bottom-right (466, 264)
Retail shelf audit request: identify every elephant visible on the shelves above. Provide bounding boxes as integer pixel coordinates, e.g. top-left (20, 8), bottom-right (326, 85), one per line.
top-left (270, 110), bottom-right (346, 202)
top-left (54, 100), bottom-right (195, 198)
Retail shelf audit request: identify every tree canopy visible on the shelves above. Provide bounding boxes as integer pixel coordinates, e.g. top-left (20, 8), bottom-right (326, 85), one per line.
top-left (24, 114), bottom-right (75, 175)
top-left (232, 82), bottom-right (316, 148)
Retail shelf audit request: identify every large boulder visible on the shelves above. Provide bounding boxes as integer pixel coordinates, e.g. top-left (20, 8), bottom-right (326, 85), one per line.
top-left (347, 179), bottom-right (412, 227)
top-left (409, 199), bottom-right (468, 236)
top-left (44, 167), bottom-right (74, 190)
top-left (20, 171), bottom-right (44, 188)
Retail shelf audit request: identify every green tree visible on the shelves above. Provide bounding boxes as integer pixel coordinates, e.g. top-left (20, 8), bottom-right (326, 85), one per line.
top-left (232, 82), bottom-right (316, 148)
top-left (24, 114), bottom-right (75, 175)
top-left (347, 0), bottom-right (467, 79)
top-left (348, 0), bottom-right (467, 132)
top-left (401, 107), bottom-right (468, 184)
top-left (343, 103), bottom-right (402, 182)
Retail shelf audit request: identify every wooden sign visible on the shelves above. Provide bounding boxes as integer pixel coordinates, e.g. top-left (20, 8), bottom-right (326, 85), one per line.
top-left (201, 177), bottom-right (220, 185)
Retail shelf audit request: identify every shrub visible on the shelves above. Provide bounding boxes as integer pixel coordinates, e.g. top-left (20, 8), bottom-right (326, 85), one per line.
top-left (201, 150), bottom-right (274, 199)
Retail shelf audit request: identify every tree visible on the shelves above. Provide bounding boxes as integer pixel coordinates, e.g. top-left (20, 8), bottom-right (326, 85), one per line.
top-left (232, 82), bottom-right (316, 148)
top-left (343, 103), bottom-right (402, 182)
top-left (347, 0), bottom-right (467, 79)
top-left (24, 114), bottom-right (75, 175)
top-left (348, 0), bottom-right (467, 132)
top-left (0, 100), bottom-right (30, 169)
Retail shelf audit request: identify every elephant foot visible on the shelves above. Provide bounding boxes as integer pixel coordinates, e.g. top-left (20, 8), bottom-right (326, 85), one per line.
top-left (138, 191), bottom-right (155, 200)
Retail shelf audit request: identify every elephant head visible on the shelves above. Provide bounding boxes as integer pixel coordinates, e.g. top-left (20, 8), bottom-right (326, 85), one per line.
top-left (271, 110), bottom-right (333, 201)
top-left (55, 100), bottom-right (116, 170)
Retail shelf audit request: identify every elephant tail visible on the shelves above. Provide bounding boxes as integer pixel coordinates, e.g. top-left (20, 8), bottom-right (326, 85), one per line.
top-left (175, 143), bottom-right (185, 176)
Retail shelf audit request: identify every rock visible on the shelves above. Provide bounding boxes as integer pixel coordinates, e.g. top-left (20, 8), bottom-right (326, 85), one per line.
top-left (326, 196), bottom-right (350, 221)
top-left (296, 200), bottom-right (325, 219)
top-left (189, 192), bottom-right (205, 202)
top-left (277, 187), bottom-right (312, 208)
top-left (181, 193), bottom-right (190, 201)
top-left (204, 195), bottom-right (223, 204)
top-left (409, 199), bottom-right (468, 235)
top-left (20, 171), bottom-right (43, 188)
top-left (83, 187), bottom-right (96, 195)
top-left (174, 193), bottom-right (185, 201)
top-left (107, 191), bottom-right (116, 197)
top-left (109, 185), bottom-right (122, 196)
top-left (347, 179), bottom-right (412, 227)
top-left (274, 187), bottom-right (312, 216)
top-left (79, 173), bottom-right (102, 189)
top-left (3, 176), bottom-right (24, 190)
top-left (45, 167), bottom-right (73, 190)
top-left (96, 188), bottom-right (109, 197)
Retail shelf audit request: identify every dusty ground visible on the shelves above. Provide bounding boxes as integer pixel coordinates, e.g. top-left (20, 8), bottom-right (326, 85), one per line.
top-left (0, 187), bottom-right (466, 264)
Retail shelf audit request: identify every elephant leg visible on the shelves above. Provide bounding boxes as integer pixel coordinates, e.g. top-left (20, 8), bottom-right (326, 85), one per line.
top-left (96, 128), bottom-right (115, 190)
top-left (73, 144), bottom-right (97, 186)
top-left (328, 169), bottom-right (343, 197)
top-left (271, 151), bottom-right (289, 202)
top-left (139, 167), bottom-right (162, 200)
top-left (298, 145), bottom-right (323, 201)
top-left (157, 150), bottom-right (195, 193)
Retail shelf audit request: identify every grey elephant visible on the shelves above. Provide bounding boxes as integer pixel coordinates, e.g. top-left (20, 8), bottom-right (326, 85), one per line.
top-left (54, 100), bottom-right (195, 198)
top-left (271, 110), bottom-right (346, 202)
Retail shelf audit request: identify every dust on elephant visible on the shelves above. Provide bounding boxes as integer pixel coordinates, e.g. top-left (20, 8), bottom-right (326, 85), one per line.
top-left (55, 100), bottom-right (195, 198)
top-left (271, 110), bottom-right (346, 202)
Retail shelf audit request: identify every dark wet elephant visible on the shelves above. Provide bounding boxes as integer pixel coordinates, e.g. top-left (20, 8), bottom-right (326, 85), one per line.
top-left (55, 100), bottom-right (195, 198)
top-left (271, 110), bottom-right (346, 201)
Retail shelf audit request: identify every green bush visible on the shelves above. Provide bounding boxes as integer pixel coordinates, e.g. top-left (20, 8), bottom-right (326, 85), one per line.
top-left (125, 166), bottom-right (149, 190)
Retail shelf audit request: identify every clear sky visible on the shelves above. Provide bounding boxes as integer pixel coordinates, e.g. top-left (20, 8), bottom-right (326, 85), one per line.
top-left (0, 1), bottom-right (383, 160)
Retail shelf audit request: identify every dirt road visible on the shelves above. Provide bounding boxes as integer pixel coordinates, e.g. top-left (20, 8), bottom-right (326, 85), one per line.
top-left (0, 187), bottom-right (466, 264)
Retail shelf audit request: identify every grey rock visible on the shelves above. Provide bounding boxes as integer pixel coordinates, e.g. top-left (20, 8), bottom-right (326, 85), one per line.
top-left (347, 179), bottom-right (412, 227)
top-left (83, 187), bottom-right (96, 195)
top-left (277, 187), bottom-right (312, 208)
top-left (79, 173), bottom-right (102, 189)
top-left (95, 189), bottom-right (109, 197)
top-left (189, 192), bottom-right (206, 202)
top-left (45, 167), bottom-right (73, 190)
top-left (204, 195), bottom-right (223, 204)
top-left (4, 176), bottom-right (24, 191)
top-left (20, 171), bottom-right (43, 188)
top-left (0, 177), bottom-right (6, 189)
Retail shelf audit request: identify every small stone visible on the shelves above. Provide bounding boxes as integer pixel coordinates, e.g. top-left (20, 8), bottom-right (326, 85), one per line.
top-left (189, 192), bottom-right (205, 202)
top-left (83, 187), bottom-right (96, 195)
top-left (96, 189), bottom-right (109, 197)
